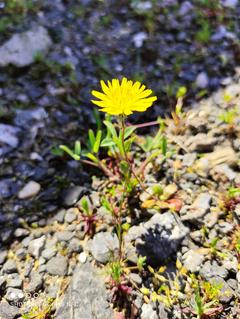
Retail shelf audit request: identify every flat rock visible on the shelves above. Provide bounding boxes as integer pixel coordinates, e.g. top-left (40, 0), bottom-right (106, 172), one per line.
top-left (0, 26), bottom-right (52, 67)
top-left (183, 249), bottom-right (205, 273)
top-left (0, 301), bottom-right (20, 319)
top-left (0, 124), bottom-right (20, 148)
top-left (125, 212), bottom-right (189, 266)
top-left (185, 133), bottom-right (217, 152)
top-left (55, 262), bottom-right (114, 319)
top-left (194, 147), bottom-right (238, 177)
top-left (28, 235), bottom-right (46, 258)
top-left (63, 186), bottom-right (86, 207)
top-left (200, 261), bottom-right (228, 280)
top-left (181, 193), bottom-right (211, 223)
top-left (141, 304), bottom-right (158, 319)
top-left (46, 256), bottom-right (68, 276)
top-left (2, 260), bottom-right (17, 274)
top-left (18, 181), bottom-right (41, 199)
top-left (88, 232), bottom-right (119, 264)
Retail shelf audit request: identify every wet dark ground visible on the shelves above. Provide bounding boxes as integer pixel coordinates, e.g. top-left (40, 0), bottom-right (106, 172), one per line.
top-left (0, 0), bottom-right (240, 245)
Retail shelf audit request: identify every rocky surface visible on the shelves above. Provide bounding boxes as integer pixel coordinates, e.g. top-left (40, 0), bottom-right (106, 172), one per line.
top-left (0, 1), bottom-right (240, 319)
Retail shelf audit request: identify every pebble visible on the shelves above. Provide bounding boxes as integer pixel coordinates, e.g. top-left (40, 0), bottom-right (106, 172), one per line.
top-left (27, 271), bottom-right (43, 293)
top-left (5, 287), bottom-right (24, 303)
top-left (46, 256), bottom-right (68, 276)
top-left (6, 274), bottom-right (22, 288)
top-left (141, 304), bottom-right (158, 319)
top-left (64, 208), bottom-right (78, 223)
top-left (2, 260), bottom-right (18, 274)
top-left (183, 249), bottom-right (205, 273)
top-left (56, 231), bottom-right (74, 242)
top-left (14, 228), bottom-right (30, 238)
top-left (63, 186), bottom-right (86, 207)
top-left (196, 72), bottom-right (209, 89)
top-left (42, 247), bottom-right (57, 260)
top-left (18, 181), bottom-right (41, 199)
top-left (68, 238), bottom-right (83, 254)
top-left (88, 232), bottom-right (119, 264)
top-left (200, 261), bottom-right (228, 279)
top-left (53, 209), bottom-right (66, 223)
top-left (28, 235), bottom-right (46, 258)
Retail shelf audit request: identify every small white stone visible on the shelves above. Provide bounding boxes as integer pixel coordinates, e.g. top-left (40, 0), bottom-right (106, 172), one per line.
top-left (196, 72), bottom-right (209, 89)
top-left (78, 252), bottom-right (87, 264)
top-left (133, 32), bottom-right (147, 48)
top-left (18, 181), bottom-right (41, 199)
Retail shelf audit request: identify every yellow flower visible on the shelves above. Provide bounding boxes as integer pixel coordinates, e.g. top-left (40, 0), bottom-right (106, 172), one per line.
top-left (91, 77), bottom-right (157, 115)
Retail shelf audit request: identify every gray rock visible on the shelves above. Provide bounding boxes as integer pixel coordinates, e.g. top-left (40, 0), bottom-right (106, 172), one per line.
top-left (185, 134), bottom-right (217, 152)
top-left (133, 32), bottom-right (147, 48)
top-left (56, 231), bottom-right (74, 242)
top-left (179, 1), bottom-right (193, 16)
top-left (200, 261), bottom-right (228, 280)
top-left (141, 304), bottom-right (158, 319)
top-left (14, 228), bottom-right (30, 238)
top-left (6, 274), bottom-right (22, 288)
top-left (14, 107), bottom-right (48, 128)
top-left (0, 250), bottom-right (7, 264)
top-left (129, 273), bottom-right (142, 285)
top-left (2, 260), bottom-right (17, 274)
top-left (55, 262), bottom-right (114, 319)
top-left (88, 232), bottom-right (119, 264)
top-left (0, 124), bottom-right (20, 148)
top-left (125, 212), bottom-right (189, 266)
top-left (0, 26), bottom-right (52, 67)
top-left (210, 164), bottom-right (236, 182)
top-left (18, 181), bottom-right (41, 199)
top-left (196, 72), bottom-right (209, 89)
top-left (218, 221), bottom-right (234, 234)
top-left (46, 256), bottom-right (68, 276)
top-left (209, 277), bottom-right (234, 303)
top-left (181, 193), bottom-right (211, 223)
top-left (5, 288), bottom-right (24, 304)
top-left (181, 153), bottom-right (197, 167)
top-left (222, 256), bottom-right (238, 273)
top-left (28, 235), bottom-right (46, 258)
top-left (27, 271), bottom-right (43, 293)
top-left (68, 238), bottom-right (83, 254)
top-left (221, 0), bottom-right (238, 8)
top-left (63, 186), bottom-right (86, 207)
top-left (42, 247), bottom-right (57, 260)
top-left (15, 248), bottom-right (27, 260)
top-left (0, 301), bottom-right (20, 319)
top-left (183, 249), bottom-right (205, 273)
top-left (53, 209), bottom-right (66, 223)
top-left (65, 208), bottom-right (78, 223)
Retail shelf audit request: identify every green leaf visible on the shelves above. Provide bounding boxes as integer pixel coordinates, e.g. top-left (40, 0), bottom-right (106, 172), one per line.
top-left (74, 141), bottom-right (81, 155)
top-left (124, 136), bottom-right (135, 153)
top-left (104, 120), bottom-right (117, 138)
top-left (85, 152), bottom-right (99, 163)
top-left (88, 129), bottom-right (95, 150)
top-left (101, 138), bottom-right (116, 147)
top-left (80, 197), bottom-right (90, 215)
top-left (59, 145), bottom-right (80, 160)
top-left (124, 126), bottom-right (136, 139)
top-left (161, 136), bottom-right (167, 156)
top-left (93, 130), bottom-right (102, 153)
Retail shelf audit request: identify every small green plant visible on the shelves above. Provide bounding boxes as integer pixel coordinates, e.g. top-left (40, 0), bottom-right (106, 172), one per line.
top-left (219, 107), bottom-right (238, 125)
top-left (78, 196), bottom-right (98, 235)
